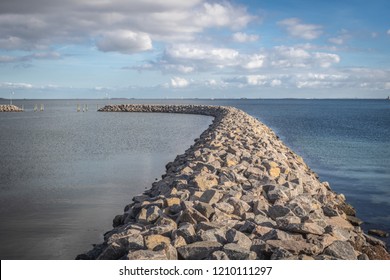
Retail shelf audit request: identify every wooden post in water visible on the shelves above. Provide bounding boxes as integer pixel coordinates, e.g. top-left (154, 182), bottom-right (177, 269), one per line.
top-left (34, 104), bottom-right (38, 112)
top-left (77, 104), bottom-right (80, 112)
top-left (40, 104), bottom-right (44, 111)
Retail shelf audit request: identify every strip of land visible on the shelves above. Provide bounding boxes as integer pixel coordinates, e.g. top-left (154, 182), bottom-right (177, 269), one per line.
top-left (0, 105), bottom-right (23, 112)
top-left (77, 104), bottom-right (390, 260)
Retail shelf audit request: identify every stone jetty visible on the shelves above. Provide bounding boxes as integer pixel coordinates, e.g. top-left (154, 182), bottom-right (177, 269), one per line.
top-left (77, 104), bottom-right (390, 260)
top-left (0, 104), bottom-right (23, 112)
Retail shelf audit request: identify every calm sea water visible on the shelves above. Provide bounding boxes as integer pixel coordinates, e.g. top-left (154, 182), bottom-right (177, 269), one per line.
top-left (0, 98), bottom-right (389, 259)
top-left (0, 99), bottom-right (213, 259)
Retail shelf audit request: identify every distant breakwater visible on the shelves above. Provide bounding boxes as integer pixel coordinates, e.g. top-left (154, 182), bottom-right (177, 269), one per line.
top-left (77, 104), bottom-right (390, 260)
top-left (0, 105), bottom-right (23, 112)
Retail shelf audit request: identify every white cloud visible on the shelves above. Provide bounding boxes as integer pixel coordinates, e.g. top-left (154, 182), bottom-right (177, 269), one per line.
top-left (0, 0), bottom-right (255, 53)
top-left (232, 32), bottom-right (259, 43)
top-left (328, 37), bottom-right (344, 45)
top-left (313, 52), bottom-right (340, 68)
top-left (0, 82), bottom-right (34, 89)
top-left (278, 18), bottom-right (322, 40)
top-left (0, 51), bottom-right (61, 64)
top-left (242, 54), bottom-right (265, 69)
top-left (97, 30), bottom-right (152, 54)
top-left (246, 75), bottom-right (267, 85)
top-left (170, 77), bottom-right (189, 88)
top-left (387, 29), bottom-right (390, 35)
top-left (270, 79), bottom-right (282, 87)
top-left (193, 2), bottom-right (254, 30)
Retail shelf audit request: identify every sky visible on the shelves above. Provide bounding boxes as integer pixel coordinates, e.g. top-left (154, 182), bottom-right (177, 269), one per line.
top-left (0, 0), bottom-right (389, 99)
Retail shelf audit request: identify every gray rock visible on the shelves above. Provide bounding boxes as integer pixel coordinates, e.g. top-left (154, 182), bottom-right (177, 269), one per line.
top-left (194, 202), bottom-right (215, 218)
top-left (347, 215), bottom-right (363, 226)
top-left (282, 222), bottom-right (325, 235)
top-left (227, 197), bottom-right (251, 217)
top-left (270, 247), bottom-right (293, 260)
top-left (266, 239), bottom-right (318, 255)
top-left (149, 216), bottom-right (177, 236)
top-left (226, 229), bottom-right (252, 250)
top-left (192, 172), bottom-right (218, 191)
top-left (127, 234), bottom-right (145, 250)
top-left (210, 250), bottom-right (230, 260)
top-left (199, 189), bottom-right (223, 204)
top-left (239, 220), bottom-right (257, 233)
top-left (268, 205), bottom-right (292, 220)
top-left (177, 241), bottom-right (223, 260)
top-left (254, 214), bottom-right (277, 227)
top-left (153, 243), bottom-right (178, 260)
top-left (113, 214), bottom-right (124, 227)
top-left (364, 234), bottom-right (386, 247)
top-left (322, 206), bottom-right (339, 217)
top-left (368, 229), bottom-right (389, 238)
top-left (358, 253), bottom-right (370, 260)
top-left (215, 202), bottom-right (235, 214)
top-left (177, 208), bottom-right (209, 224)
top-left (198, 228), bottom-right (227, 244)
top-left (223, 243), bottom-right (256, 260)
top-left (97, 242), bottom-right (127, 260)
top-left (196, 221), bottom-right (222, 231)
top-left (174, 223), bottom-right (196, 243)
top-left (324, 241), bottom-right (357, 260)
top-left (252, 198), bottom-right (269, 214)
top-left (137, 205), bottom-right (161, 224)
top-left (265, 185), bottom-right (289, 203)
top-left (127, 250), bottom-right (168, 260)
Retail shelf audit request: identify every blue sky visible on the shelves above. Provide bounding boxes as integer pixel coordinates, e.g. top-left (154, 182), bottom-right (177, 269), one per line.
top-left (0, 0), bottom-right (389, 99)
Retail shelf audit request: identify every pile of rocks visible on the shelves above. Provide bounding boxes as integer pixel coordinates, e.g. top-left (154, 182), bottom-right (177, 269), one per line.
top-left (77, 104), bottom-right (390, 260)
top-left (0, 105), bottom-right (23, 112)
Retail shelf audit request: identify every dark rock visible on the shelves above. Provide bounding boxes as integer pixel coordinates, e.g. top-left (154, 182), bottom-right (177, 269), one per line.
top-left (210, 250), bottom-right (230, 260)
top-left (268, 205), bottom-right (292, 220)
top-left (177, 241), bottom-right (223, 260)
top-left (226, 229), bottom-right (252, 250)
top-left (97, 242), bottom-right (127, 260)
top-left (368, 229), bottom-right (389, 238)
top-left (113, 214), bottom-right (124, 227)
top-left (199, 189), bottom-right (222, 204)
top-left (347, 215), bottom-right (363, 226)
top-left (324, 241), bottom-right (357, 260)
top-left (194, 202), bottom-right (215, 219)
top-left (127, 250), bottom-right (167, 260)
top-left (223, 243), bottom-right (256, 260)
top-left (174, 223), bottom-right (196, 243)
top-left (322, 206), bottom-right (339, 217)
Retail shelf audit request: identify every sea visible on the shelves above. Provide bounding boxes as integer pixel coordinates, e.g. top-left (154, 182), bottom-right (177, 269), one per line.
top-left (0, 98), bottom-right (389, 259)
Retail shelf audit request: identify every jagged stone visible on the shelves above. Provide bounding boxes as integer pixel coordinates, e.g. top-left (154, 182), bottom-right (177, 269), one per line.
top-left (226, 229), bottom-right (252, 250)
top-left (193, 172), bottom-right (218, 191)
top-left (210, 250), bottom-right (230, 260)
top-left (215, 202), bottom-right (235, 214)
top-left (324, 241), bottom-right (357, 260)
top-left (199, 189), bottom-right (223, 204)
top-left (223, 243), bottom-right (257, 260)
top-left (127, 250), bottom-right (168, 260)
top-left (174, 223), bottom-right (196, 243)
top-left (177, 241), bottom-right (223, 260)
top-left (144, 234), bottom-right (171, 250)
top-left (194, 202), bottom-right (215, 218)
top-left (97, 242), bottom-right (127, 260)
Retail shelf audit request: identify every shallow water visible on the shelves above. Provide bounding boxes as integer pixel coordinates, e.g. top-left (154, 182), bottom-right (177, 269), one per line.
top-left (0, 100), bottom-right (212, 259)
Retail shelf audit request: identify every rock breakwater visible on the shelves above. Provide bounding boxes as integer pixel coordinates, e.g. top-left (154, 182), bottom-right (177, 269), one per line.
top-left (0, 105), bottom-right (23, 112)
top-left (77, 104), bottom-right (390, 260)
